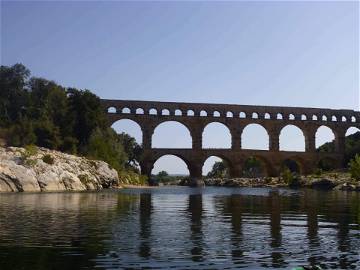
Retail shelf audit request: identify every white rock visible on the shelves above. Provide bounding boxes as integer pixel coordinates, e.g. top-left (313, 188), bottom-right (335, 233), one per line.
top-left (0, 146), bottom-right (119, 192)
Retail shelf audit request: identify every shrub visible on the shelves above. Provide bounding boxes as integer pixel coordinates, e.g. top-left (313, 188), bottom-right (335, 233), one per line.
top-left (281, 167), bottom-right (300, 187)
top-left (314, 168), bottom-right (323, 177)
top-left (42, 154), bottom-right (54, 165)
top-left (349, 154), bottom-right (360, 181)
top-left (21, 144), bottom-right (38, 164)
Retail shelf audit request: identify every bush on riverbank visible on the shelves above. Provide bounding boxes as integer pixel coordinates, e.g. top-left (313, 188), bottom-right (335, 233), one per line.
top-left (349, 154), bottom-right (360, 181)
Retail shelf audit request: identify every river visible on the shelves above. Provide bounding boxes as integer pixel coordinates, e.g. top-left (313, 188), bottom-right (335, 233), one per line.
top-left (0, 187), bottom-right (359, 269)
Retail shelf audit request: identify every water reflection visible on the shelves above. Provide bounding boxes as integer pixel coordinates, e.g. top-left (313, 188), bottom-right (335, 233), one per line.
top-left (0, 188), bottom-right (359, 269)
top-left (139, 193), bottom-right (152, 258)
top-left (187, 194), bottom-right (204, 262)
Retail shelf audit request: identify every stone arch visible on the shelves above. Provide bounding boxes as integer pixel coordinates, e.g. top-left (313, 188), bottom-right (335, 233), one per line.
top-left (341, 116), bottom-right (347, 122)
top-left (289, 114), bottom-right (295, 120)
top-left (226, 111), bottom-right (233, 118)
top-left (111, 118), bottom-right (143, 144)
top-left (242, 155), bottom-right (270, 177)
top-left (149, 108), bottom-right (157, 115)
top-left (213, 111), bottom-right (220, 117)
top-left (312, 115), bottom-right (318, 121)
top-left (121, 107), bottom-right (131, 114)
top-left (315, 125), bottom-right (335, 148)
top-left (351, 116), bottom-right (357, 123)
top-left (202, 122), bottom-right (232, 148)
top-left (202, 155), bottom-right (234, 177)
top-left (175, 109), bottom-right (182, 116)
top-left (252, 112), bottom-right (259, 119)
top-left (200, 110), bottom-right (208, 117)
top-left (136, 108), bottom-right (144, 114)
top-left (277, 113), bottom-right (283, 120)
top-left (346, 126), bottom-right (360, 136)
top-left (279, 125), bottom-right (305, 152)
top-left (162, 109), bottom-right (170, 115)
top-left (241, 123), bottom-right (269, 150)
top-left (187, 110), bottom-right (194, 116)
top-left (301, 114), bottom-right (307, 121)
top-left (151, 154), bottom-right (190, 176)
top-left (108, 107), bottom-right (116, 113)
top-left (239, 112), bottom-right (246, 118)
top-left (281, 158), bottom-right (303, 174)
top-left (152, 121), bottom-right (192, 148)
top-left (331, 115), bottom-right (337, 122)
top-left (322, 115), bottom-right (328, 121)
top-left (264, 113), bottom-right (271, 119)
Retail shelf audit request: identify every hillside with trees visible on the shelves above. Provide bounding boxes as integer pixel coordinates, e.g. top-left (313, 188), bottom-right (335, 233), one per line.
top-left (0, 63), bottom-right (144, 184)
top-left (317, 132), bottom-right (360, 165)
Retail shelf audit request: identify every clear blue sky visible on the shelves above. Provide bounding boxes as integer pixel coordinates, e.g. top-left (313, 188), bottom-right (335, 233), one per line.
top-left (1, 1), bottom-right (359, 174)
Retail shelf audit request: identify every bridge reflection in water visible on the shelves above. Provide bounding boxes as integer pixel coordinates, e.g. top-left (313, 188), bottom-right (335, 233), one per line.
top-left (101, 99), bottom-right (360, 181)
top-left (0, 188), bottom-right (359, 269)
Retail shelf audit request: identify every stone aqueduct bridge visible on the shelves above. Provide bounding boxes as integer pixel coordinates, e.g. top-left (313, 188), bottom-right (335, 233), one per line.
top-left (101, 99), bottom-right (360, 179)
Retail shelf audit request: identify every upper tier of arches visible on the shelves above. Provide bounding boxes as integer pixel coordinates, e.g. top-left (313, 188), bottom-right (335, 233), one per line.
top-left (103, 99), bottom-right (360, 124)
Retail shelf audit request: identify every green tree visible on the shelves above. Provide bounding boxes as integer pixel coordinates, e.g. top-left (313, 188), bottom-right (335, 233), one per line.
top-left (0, 64), bottom-right (30, 126)
top-left (243, 157), bottom-right (263, 178)
top-left (117, 132), bottom-right (143, 170)
top-left (66, 88), bottom-right (108, 149)
top-left (349, 154), bottom-right (360, 181)
top-left (86, 127), bottom-right (128, 172)
top-left (207, 161), bottom-right (228, 178)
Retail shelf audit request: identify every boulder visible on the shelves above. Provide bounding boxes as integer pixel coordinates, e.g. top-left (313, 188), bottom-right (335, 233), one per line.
top-left (310, 178), bottom-right (336, 190)
top-left (0, 146), bottom-right (119, 192)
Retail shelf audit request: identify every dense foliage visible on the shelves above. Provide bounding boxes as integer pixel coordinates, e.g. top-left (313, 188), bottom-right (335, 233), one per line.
top-left (0, 63), bottom-right (142, 176)
top-left (318, 132), bottom-right (360, 166)
top-left (349, 154), bottom-right (360, 181)
top-left (207, 161), bottom-right (229, 178)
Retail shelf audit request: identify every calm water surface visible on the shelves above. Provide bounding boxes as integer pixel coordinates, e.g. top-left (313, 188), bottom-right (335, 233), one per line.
top-left (0, 187), bottom-right (359, 269)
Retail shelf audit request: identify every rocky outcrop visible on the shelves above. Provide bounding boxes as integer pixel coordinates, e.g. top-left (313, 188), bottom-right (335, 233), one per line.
top-left (0, 146), bottom-right (119, 192)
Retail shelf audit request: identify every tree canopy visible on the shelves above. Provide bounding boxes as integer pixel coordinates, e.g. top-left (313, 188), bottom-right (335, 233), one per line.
top-left (0, 63), bottom-right (142, 173)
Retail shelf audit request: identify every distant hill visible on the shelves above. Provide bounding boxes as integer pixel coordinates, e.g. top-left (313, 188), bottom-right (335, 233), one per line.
top-left (318, 131), bottom-right (360, 165)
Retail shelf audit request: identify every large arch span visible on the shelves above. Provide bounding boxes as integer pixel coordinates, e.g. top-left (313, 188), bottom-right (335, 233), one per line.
top-left (101, 99), bottom-right (360, 181)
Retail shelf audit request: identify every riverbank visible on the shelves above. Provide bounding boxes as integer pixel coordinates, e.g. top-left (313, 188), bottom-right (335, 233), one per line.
top-left (0, 146), bottom-right (120, 192)
top-left (198, 172), bottom-right (360, 191)
top-left (177, 173), bottom-right (360, 191)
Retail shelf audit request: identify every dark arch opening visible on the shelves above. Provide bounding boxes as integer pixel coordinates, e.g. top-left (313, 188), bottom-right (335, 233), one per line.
top-left (242, 156), bottom-right (268, 178)
top-left (282, 159), bottom-right (301, 174)
top-left (318, 157), bottom-right (337, 172)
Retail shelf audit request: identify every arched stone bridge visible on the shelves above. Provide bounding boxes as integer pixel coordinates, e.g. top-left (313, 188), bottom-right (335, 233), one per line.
top-left (101, 99), bottom-right (360, 179)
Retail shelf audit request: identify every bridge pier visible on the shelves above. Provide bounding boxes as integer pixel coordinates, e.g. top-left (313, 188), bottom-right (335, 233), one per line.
top-left (188, 163), bottom-right (205, 187)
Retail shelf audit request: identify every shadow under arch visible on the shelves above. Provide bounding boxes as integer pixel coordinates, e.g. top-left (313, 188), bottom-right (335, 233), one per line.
top-left (241, 123), bottom-right (269, 150)
top-left (111, 118), bottom-right (143, 144)
top-left (281, 157), bottom-right (305, 174)
top-left (202, 155), bottom-right (235, 177)
top-left (242, 155), bottom-right (274, 177)
top-left (317, 156), bottom-right (339, 171)
top-left (202, 121), bottom-right (232, 149)
top-left (152, 121), bottom-right (192, 148)
top-left (279, 124), bottom-right (305, 152)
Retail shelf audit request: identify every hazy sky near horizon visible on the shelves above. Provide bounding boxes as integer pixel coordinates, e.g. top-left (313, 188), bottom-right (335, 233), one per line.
top-left (1, 1), bottom-right (359, 174)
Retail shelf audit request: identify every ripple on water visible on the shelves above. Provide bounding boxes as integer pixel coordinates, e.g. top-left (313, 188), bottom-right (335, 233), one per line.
top-left (0, 187), bottom-right (359, 269)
